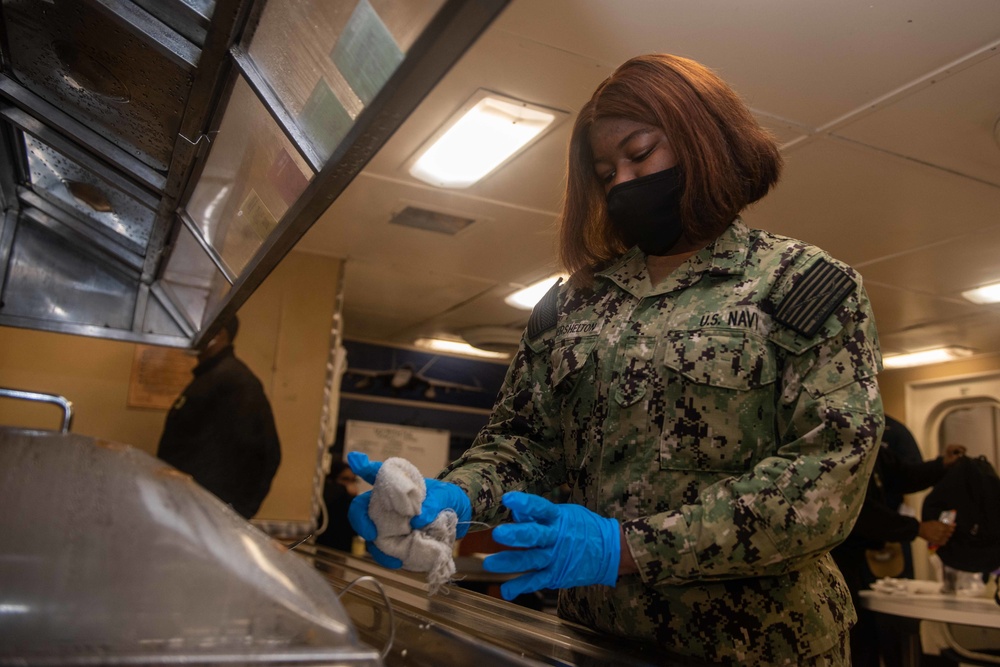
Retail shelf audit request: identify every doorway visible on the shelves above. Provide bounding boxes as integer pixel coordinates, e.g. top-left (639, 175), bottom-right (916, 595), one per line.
top-left (904, 371), bottom-right (1000, 581)
top-left (938, 403), bottom-right (1000, 468)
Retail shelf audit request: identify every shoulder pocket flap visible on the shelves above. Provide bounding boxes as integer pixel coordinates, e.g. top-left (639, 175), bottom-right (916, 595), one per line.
top-left (663, 330), bottom-right (776, 391)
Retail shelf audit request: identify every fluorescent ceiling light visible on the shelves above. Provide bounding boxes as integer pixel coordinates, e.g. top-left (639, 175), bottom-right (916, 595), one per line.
top-left (505, 275), bottom-right (567, 311)
top-left (962, 281), bottom-right (1000, 304)
top-left (409, 90), bottom-right (565, 189)
top-left (882, 346), bottom-right (974, 369)
top-left (414, 337), bottom-right (509, 359)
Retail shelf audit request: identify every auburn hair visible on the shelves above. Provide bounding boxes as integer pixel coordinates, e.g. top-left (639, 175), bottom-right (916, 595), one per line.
top-left (559, 54), bottom-right (783, 283)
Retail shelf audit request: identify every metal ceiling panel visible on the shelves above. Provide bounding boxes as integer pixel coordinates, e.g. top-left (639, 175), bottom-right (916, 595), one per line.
top-left (742, 137), bottom-right (1000, 268)
top-left (2, 0), bottom-right (196, 172)
top-left (131, 0), bottom-right (215, 48)
top-left (159, 221), bottom-right (228, 331)
top-left (0, 88), bottom-right (167, 193)
top-left (23, 134), bottom-right (156, 250)
top-left (0, 0), bottom-right (215, 345)
top-left (304, 172), bottom-right (560, 283)
top-left (859, 223), bottom-right (1000, 300)
top-left (491, 0), bottom-right (1000, 127)
top-left (140, 285), bottom-right (191, 339)
top-left (3, 213), bottom-right (138, 329)
top-left (834, 49), bottom-right (1000, 188)
top-left (18, 192), bottom-right (144, 273)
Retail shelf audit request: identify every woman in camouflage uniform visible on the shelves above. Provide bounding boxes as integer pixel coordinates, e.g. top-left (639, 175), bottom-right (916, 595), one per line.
top-left (350, 54), bottom-right (884, 666)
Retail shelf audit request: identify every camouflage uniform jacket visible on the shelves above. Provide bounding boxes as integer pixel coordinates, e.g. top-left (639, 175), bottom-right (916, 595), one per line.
top-left (440, 219), bottom-right (884, 665)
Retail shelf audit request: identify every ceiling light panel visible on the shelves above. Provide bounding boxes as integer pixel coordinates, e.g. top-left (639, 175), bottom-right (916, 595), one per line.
top-left (962, 281), bottom-right (1000, 304)
top-left (408, 90), bottom-right (567, 189)
top-left (414, 337), bottom-right (509, 359)
top-left (505, 274), bottom-right (566, 310)
top-left (882, 346), bottom-right (973, 369)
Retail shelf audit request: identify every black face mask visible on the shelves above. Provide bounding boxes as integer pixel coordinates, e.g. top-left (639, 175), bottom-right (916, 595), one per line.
top-left (606, 166), bottom-right (684, 255)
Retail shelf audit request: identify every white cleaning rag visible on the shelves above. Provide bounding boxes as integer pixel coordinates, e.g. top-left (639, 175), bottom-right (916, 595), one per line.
top-left (369, 457), bottom-right (457, 594)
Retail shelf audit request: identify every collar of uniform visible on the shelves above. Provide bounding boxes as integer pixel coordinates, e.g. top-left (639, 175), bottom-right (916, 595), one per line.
top-left (596, 247), bottom-right (648, 297)
top-left (596, 218), bottom-right (750, 296)
top-left (706, 218), bottom-right (750, 276)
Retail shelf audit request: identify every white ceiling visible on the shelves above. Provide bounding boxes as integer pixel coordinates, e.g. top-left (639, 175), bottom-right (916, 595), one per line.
top-left (299, 0), bottom-right (1000, 362)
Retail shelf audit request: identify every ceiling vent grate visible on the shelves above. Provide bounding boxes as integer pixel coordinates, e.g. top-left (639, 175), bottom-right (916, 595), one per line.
top-left (389, 206), bottom-right (475, 235)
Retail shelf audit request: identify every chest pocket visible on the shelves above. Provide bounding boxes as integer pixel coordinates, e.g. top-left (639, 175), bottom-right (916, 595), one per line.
top-left (615, 336), bottom-right (656, 407)
top-left (550, 334), bottom-right (599, 389)
top-left (548, 334), bottom-right (600, 481)
top-left (659, 329), bottom-right (777, 473)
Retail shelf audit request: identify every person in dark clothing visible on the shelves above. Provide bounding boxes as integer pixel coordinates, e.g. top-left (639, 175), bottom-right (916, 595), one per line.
top-left (879, 415), bottom-right (925, 580)
top-left (157, 316), bottom-right (281, 519)
top-left (316, 460), bottom-right (359, 552)
top-left (831, 416), bottom-right (966, 667)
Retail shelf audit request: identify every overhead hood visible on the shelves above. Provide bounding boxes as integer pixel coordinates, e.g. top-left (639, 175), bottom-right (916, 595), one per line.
top-left (0, 0), bottom-right (507, 348)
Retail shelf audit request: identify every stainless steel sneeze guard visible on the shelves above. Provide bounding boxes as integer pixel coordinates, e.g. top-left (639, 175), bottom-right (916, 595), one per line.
top-left (0, 428), bottom-right (381, 666)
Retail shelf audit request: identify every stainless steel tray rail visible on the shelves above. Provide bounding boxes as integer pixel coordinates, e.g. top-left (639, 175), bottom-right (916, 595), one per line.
top-left (303, 547), bottom-right (710, 666)
top-left (0, 387), bottom-right (74, 432)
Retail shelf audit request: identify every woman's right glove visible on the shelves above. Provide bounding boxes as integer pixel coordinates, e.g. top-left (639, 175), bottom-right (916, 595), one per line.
top-left (482, 491), bottom-right (620, 600)
top-left (346, 451), bottom-right (472, 568)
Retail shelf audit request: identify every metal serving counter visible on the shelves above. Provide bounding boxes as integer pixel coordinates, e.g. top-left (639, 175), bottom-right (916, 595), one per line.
top-left (301, 546), bottom-right (704, 667)
top-left (0, 389), bottom-right (700, 666)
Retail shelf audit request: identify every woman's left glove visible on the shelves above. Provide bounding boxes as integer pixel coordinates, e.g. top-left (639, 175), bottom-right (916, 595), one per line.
top-left (482, 491), bottom-right (620, 600)
top-left (346, 451), bottom-right (472, 568)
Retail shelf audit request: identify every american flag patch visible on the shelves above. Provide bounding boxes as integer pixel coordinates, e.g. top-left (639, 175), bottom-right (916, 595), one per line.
top-left (774, 259), bottom-right (854, 337)
top-left (527, 278), bottom-right (562, 339)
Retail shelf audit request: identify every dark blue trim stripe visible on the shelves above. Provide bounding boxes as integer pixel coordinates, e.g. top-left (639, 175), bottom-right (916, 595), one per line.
top-left (527, 279), bottom-right (562, 340)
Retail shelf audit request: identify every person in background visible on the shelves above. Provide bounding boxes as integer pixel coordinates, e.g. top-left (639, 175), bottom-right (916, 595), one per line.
top-left (349, 53), bottom-right (884, 665)
top-left (831, 416), bottom-right (966, 667)
top-left (880, 414), bottom-right (925, 580)
top-left (316, 459), bottom-right (359, 552)
top-left (157, 316), bottom-right (281, 520)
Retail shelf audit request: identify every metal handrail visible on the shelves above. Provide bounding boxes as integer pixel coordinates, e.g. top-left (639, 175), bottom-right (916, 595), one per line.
top-left (0, 388), bottom-right (74, 433)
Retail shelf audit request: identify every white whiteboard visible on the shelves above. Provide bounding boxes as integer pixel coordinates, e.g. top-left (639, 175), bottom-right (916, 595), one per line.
top-left (343, 420), bottom-right (450, 490)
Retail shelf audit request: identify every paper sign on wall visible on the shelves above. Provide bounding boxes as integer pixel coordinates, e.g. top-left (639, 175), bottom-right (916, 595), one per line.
top-left (343, 420), bottom-right (449, 491)
top-left (127, 345), bottom-right (196, 410)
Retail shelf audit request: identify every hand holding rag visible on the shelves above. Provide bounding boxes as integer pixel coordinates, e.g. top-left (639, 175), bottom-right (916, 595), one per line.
top-left (347, 452), bottom-right (471, 593)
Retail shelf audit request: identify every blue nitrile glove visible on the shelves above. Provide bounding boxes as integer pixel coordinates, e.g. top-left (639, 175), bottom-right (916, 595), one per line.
top-left (412, 478), bottom-right (472, 538)
top-left (346, 451), bottom-right (472, 568)
top-left (482, 491), bottom-right (620, 601)
top-left (346, 452), bottom-right (400, 568)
